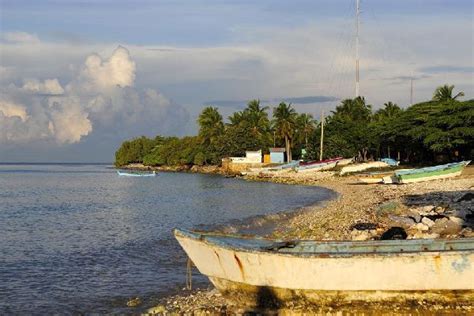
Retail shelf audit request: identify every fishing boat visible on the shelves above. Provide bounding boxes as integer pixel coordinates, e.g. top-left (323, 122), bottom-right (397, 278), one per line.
top-left (299, 157), bottom-right (343, 166)
top-left (339, 161), bottom-right (389, 175)
top-left (380, 158), bottom-right (399, 166)
top-left (117, 170), bottom-right (156, 177)
top-left (357, 171), bottom-right (394, 184)
top-left (175, 228), bottom-right (474, 306)
top-left (390, 161), bottom-right (470, 184)
top-left (358, 169), bottom-right (412, 184)
top-left (296, 161), bottom-right (338, 173)
top-left (249, 161), bottom-right (299, 173)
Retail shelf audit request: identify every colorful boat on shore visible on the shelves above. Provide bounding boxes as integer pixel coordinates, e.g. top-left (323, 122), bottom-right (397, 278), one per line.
top-left (117, 170), bottom-right (156, 177)
top-left (175, 229), bottom-right (474, 307)
top-left (390, 161), bottom-right (470, 184)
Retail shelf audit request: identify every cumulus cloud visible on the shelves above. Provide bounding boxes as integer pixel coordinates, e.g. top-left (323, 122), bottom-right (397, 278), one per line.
top-left (22, 78), bottom-right (65, 95)
top-left (0, 100), bottom-right (28, 122)
top-left (0, 45), bottom-right (189, 147)
top-left (69, 46), bottom-right (136, 94)
top-left (47, 96), bottom-right (92, 144)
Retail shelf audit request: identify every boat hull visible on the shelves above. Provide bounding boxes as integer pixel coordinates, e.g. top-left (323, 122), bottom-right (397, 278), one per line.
top-left (175, 230), bottom-right (474, 296)
top-left (339, 161), bottom-right (389, 175)
top-left (210, 277), bottom-right (473, 308)
top-left (394, 161), bottom-right (470, 184)
top-left (296, 161), bottom-right (338, 173)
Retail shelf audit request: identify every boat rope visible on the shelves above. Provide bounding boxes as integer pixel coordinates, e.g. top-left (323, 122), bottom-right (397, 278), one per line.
top-left (186, 257), bottom-right (193, 290)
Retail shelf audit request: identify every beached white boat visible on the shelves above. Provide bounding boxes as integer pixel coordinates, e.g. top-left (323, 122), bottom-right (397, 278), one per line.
top-left (296, 161), bottom-right (338, 173)
top-left (339, 161), bottom-right (389, 175)
top-left (335, 158), bottom-right (353, 166)
top-left (175, 229), bottom-right (474, 306)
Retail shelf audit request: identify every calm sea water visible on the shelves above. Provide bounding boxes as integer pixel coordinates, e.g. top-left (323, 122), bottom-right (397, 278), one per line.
top-left (0, 164), bottom-right (335, 314)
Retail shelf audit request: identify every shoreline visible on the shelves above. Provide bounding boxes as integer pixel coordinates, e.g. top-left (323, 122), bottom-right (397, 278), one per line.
top-left (121, 164), bottom-right (474, 314)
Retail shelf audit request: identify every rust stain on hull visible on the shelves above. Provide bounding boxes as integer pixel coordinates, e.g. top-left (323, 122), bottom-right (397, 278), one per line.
top-left (234, 253), bottom-right (245, 281)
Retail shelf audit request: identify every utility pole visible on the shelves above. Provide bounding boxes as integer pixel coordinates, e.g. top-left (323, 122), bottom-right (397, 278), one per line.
top-left (355, 0), bottom-right (360, 97)
top-left (319, 110), bottom-right (324, 161)
top-left (410, 77), bottom-right (414, 106)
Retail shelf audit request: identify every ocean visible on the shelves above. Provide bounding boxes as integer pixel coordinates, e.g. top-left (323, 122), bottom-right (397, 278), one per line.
top-left (0, 163), bottom-right (335, 314)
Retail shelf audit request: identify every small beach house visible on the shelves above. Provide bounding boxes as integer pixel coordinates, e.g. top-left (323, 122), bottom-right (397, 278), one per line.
top-left (269, 148), bottom-right (285, 163)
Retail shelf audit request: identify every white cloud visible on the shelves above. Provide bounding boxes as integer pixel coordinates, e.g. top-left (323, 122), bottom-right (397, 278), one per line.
top-left (3, 31), bottom-right (40, 44)
top-left (0, 100), bottom-right (28, 122)
top-left (22, 78), bottom-right (65, 95)
top-left (0, 45), bottom-right (189, 146)
top-left (69, 46), bottom-right (136, 94)
top-left (47, 96), bottom-right (92, 144)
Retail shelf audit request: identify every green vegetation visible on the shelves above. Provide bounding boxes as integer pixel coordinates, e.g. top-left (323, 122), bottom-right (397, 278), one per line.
top-left (115, 85), bottom-right (473, 167)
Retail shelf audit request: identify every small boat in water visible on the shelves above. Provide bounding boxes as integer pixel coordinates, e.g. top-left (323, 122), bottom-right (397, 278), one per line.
top-left (117, 170), bottom-right (156, 177)
top-left (390, 161), bottom-right (470, 184)
top-left (175, 229), bottom-right (474, 307)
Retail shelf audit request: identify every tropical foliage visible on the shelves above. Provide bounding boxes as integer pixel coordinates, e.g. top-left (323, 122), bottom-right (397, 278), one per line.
top-left (115, 85), bottom-right (472, 167)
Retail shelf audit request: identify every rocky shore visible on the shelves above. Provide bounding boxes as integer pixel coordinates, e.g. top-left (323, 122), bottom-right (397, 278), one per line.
top-left (122, 164), bottom-right (474, 314)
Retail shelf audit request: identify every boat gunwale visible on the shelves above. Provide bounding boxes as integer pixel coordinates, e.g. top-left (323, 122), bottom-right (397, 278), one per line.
top-left (174, 229), bottom-right (474, 258)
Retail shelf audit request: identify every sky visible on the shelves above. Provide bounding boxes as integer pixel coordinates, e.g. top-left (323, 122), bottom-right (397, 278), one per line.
top-left (1, 0), bottom-right (473, 162)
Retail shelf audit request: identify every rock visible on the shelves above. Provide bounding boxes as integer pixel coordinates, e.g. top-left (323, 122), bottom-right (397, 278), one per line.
top-left (418, 205), bottom-right (435, 215)
top-left (350, 222), bottom-right (378, 230)
top-left (445, 208), bottom-right (470, 220)
top-left (456, 192), bottom-right (474, 202)
top-left (413, 223), bottom-right (429, 231)
top-left (351, 230), bottom-right (371, 241)
top-left (147, 305), bottom-right (166, 314)
top-left (409, 232), bottom-right (440, 239)
top-left (448, 216), bottom-right (465, 226)
top-left (380, 227), bottom-right (407, 240)
top-left (126, 297), bottom-right (142, 307)
top-left (460, 228), bottom-right (474, 238)
top-left (388, 215), bottom-right (416, 227)
top-left (408, 211), bottom-right (422, 223)
top-left (421, 217), bottom-right (435, 227)
top-left (431, 217), bottom-right (462, 236)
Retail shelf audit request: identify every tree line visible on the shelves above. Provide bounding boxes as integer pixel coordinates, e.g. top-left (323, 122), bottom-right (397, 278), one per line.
top-left (115, 85), bottom-right (473, 167)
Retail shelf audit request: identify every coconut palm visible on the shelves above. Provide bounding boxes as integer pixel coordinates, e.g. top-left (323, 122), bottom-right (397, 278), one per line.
top-left (296, 113), bottom-right (317, 147)
top-left (373, 102), bottom-right (401, 121)
top-left (273, 102), bottom-right (297, 162)
top-left (244, 99), bottom-right (271, 138)
top-left (198, 106), bottom-right (224, 146)
top-left (432, 85), bottom-right (464, 102)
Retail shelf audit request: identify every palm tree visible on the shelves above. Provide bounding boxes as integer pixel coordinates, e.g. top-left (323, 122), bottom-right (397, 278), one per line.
top-left (245, 99), bottom-right (270, 139)
top-left (432, 84), bottom-right (464, 102)
top-left (198, 106), bottom-right (224, 146)
top-left (273, 102), bottom-right (297, 162)
top-left (296, 113), bottom-right (316, 148)
top-left (373, 102), bottom-right (401, 121)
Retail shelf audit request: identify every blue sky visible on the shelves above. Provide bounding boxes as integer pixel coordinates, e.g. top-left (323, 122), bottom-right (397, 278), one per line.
top-left (1, 0), bottom-right (473, 161)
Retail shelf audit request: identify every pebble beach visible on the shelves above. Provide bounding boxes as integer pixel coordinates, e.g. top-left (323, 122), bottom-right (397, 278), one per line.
top-left (140, 165), bottom-right (474, 314)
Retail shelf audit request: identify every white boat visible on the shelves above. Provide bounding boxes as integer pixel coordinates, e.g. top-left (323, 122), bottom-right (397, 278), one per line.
top-left (175, 229), bottom-right (474, 306)
top-left (339, 161), bottom-right (389, 175)
top-left (296, 161), bottom-right (338, 173)
top-left (117, 170), bottom-right (156, 177)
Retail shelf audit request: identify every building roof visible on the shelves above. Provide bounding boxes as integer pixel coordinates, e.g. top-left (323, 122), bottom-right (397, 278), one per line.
top-left (269, 147), bottom-right (285, 153)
